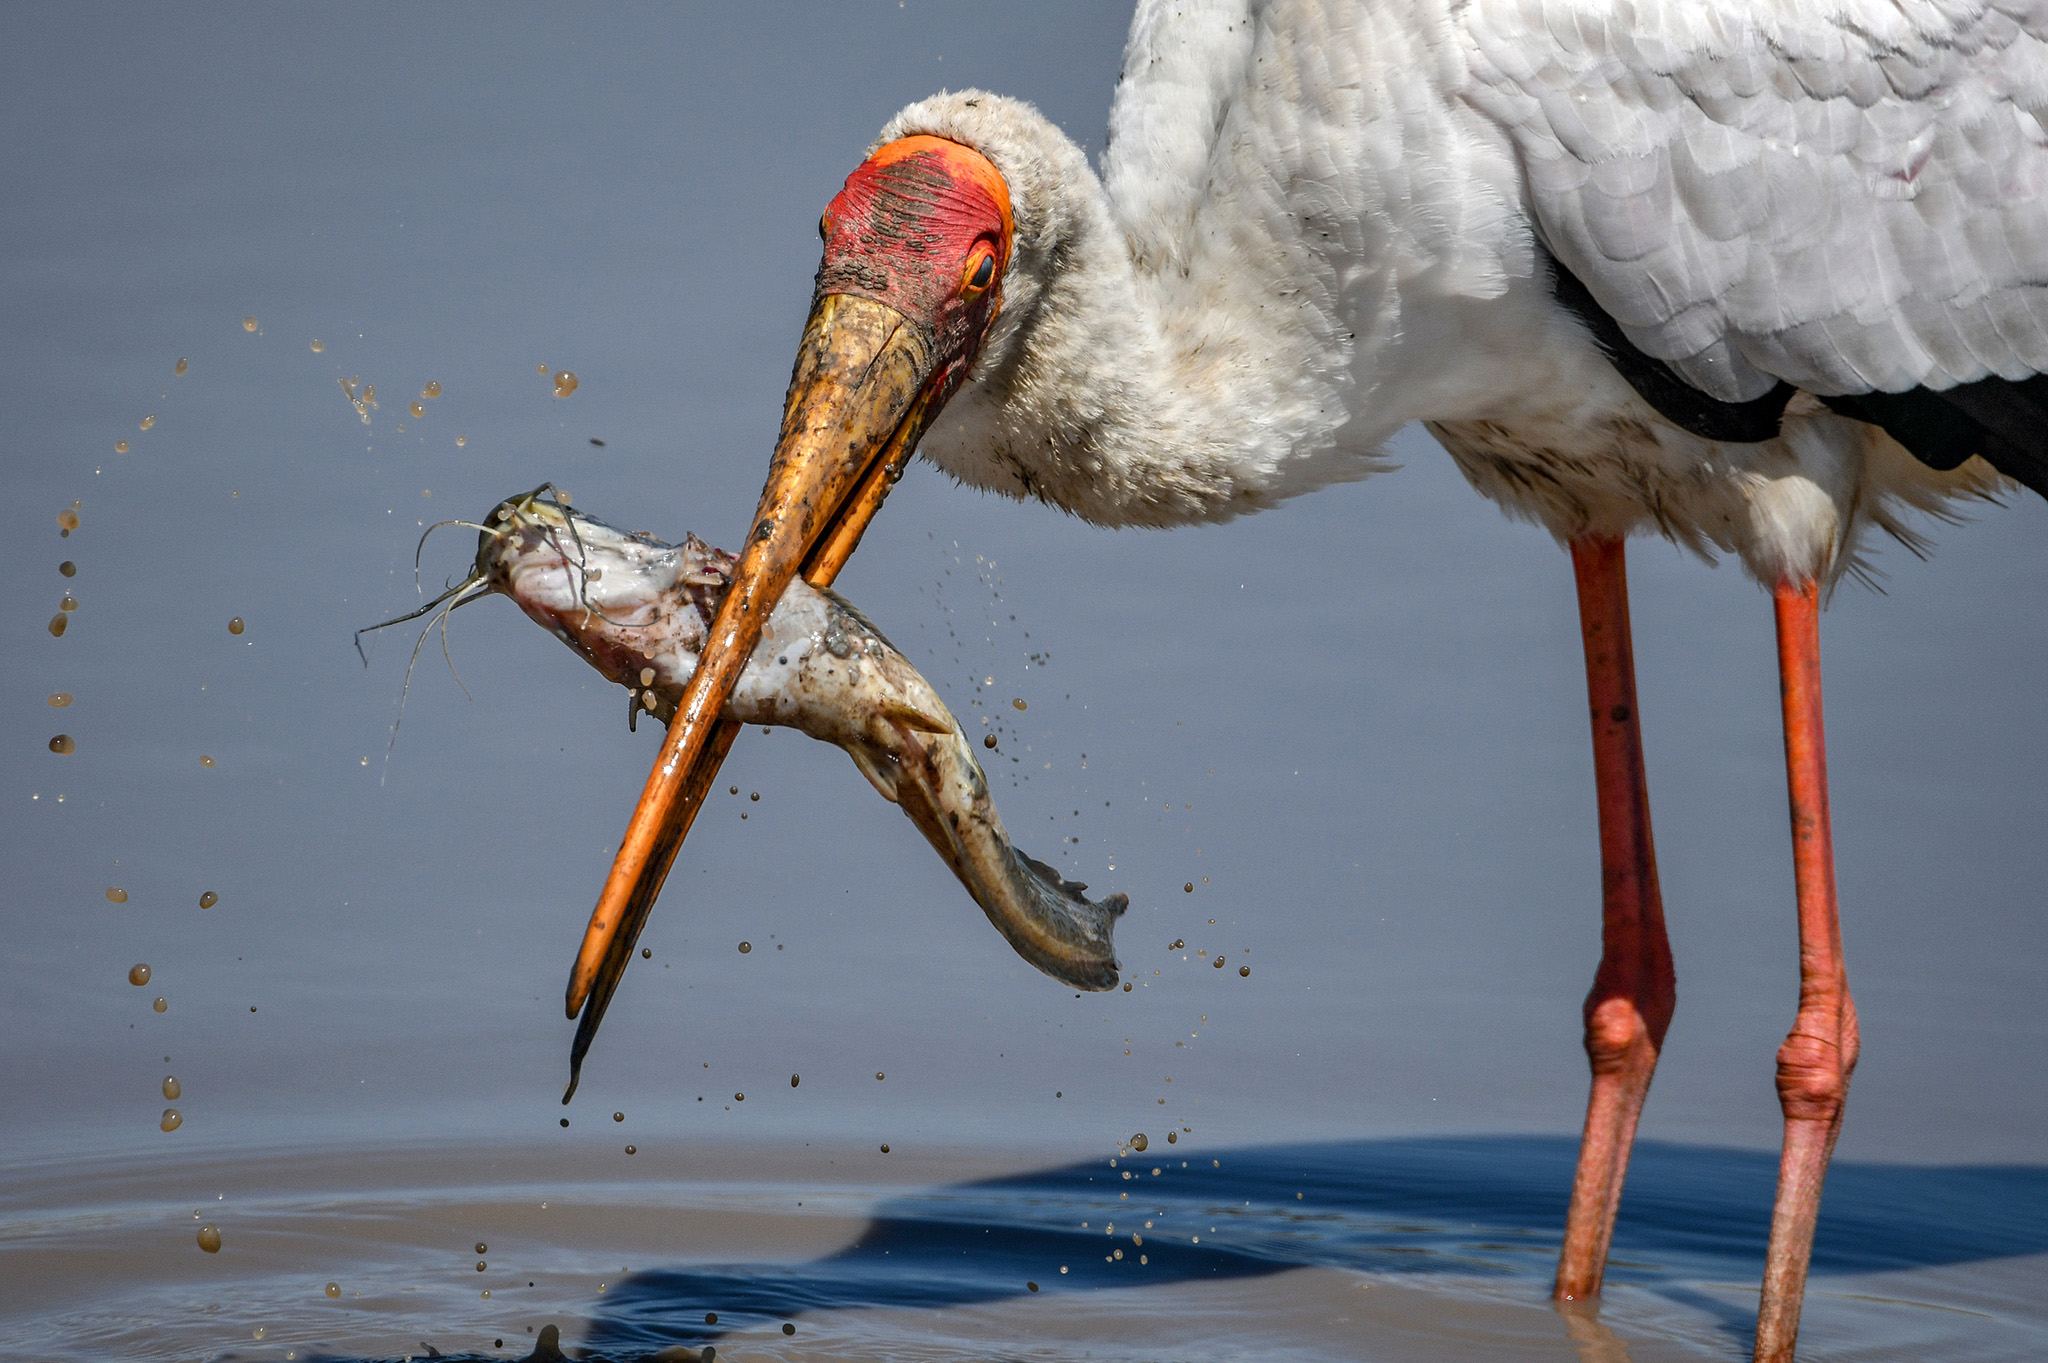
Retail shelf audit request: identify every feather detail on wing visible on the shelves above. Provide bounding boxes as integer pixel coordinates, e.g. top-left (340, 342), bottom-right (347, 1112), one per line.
top-left (1460, 0), bottom-right (2048, 402)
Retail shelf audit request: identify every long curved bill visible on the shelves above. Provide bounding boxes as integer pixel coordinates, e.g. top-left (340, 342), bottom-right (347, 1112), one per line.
top-left (560, 292), bottom-right (943, 1100)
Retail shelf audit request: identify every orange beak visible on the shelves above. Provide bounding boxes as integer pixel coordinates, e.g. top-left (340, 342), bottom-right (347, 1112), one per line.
top-left (560, 292), bottom-right (947, 1099)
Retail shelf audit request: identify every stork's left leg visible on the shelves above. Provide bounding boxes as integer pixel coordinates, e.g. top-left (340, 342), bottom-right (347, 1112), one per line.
top-left (1752, 579), bottom-right (1861, 1363)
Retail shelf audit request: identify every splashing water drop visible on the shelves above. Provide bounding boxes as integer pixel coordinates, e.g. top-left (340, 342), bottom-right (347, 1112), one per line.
top-left (60, 595), bottom-right (78, 611)
top-left (58, 508), bottom-right (80, 532)
top-left (421, 381), bottom-right (442, 399)
top-left (200, 891), bottom-right (218, 909)
top-left (106, 887), bottom-right (128, 904)
top-left (552, 371), bottom-right (578, 397)
top-left (408, 401), bottom-right (425, 418)
top-left (49, 693), bottom-right (73, 707)
top-left (129, 964), bottom-right (151, 986)
top-left (737, 941), bottom-right (751, 954)
top-left (1012, 698), bottom-right (1027, 711)
top-left (455, 436), bottom-right (466, 446)
top-left (161, 1109), bottom-right (182, 1132)
top-left (175, 358), bottom-right (189, 376)
top-left (1131, 1133), bottom-right (1148, 1152)
top-left (228, 617), bottom-right (245, 635)
top-left (310, 339), bottom-right (324, 352)
top-left (242, 317), bottom-right (258, 332)
top-left (140, 415), bottom-right (156, 431)
top-left (200, 755), bottom-right (215, 767)
top-left (197, 1224), bottom-right (221, 1252)
top-left (48, 614), bottom-right (68, 638)
top-left (163, 1076), bottom-right (181, 1099)
top-left (153, 997), bottom-right (167, 1012)
top-left (59, 561), bottom-right (76, 577)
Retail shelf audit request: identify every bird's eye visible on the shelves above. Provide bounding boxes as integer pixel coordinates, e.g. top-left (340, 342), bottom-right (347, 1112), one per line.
top-left (962, 247), bottom-right (997, 295)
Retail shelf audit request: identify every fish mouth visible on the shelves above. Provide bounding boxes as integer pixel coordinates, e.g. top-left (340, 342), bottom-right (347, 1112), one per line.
top-left (476, 487), bottom-right (676, 628)
top-left (562, 295), bottom-right (948, 1038)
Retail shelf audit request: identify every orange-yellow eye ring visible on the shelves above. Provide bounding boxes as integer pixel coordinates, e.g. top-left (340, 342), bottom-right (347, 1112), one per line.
top-left (961, 244), bottom-right (998, 297)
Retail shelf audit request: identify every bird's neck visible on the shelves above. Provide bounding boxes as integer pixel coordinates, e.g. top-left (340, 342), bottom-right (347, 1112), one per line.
top-left (902, 48), bottom-right (1546, 527)
top-left (917, 143), bottom-right (1384, 528)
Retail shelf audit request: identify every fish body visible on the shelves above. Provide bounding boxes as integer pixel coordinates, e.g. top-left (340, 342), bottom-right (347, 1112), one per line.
top-left (477, 489), bottom-right (1124, 990)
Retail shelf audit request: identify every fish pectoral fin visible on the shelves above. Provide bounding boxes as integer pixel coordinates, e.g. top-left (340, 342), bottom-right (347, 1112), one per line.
top-left (847, 745), bottom-right (903, 804)
top-left (880, 700), bottom-right (953, 735)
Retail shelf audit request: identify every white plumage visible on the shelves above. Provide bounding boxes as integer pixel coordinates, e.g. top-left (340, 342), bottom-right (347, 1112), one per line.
top-left (882, 0), bottom-right (2034, 587)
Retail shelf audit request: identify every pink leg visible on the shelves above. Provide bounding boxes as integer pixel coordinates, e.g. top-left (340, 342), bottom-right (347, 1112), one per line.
top-left (1556, 536), bottom-right (1677, 1303)
top-left (1753, 580), bottom-right (1860, 1363)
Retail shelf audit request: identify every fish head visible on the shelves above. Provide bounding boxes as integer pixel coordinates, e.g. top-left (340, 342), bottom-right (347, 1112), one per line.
top-left (477, 488), bottom-right (730, 685)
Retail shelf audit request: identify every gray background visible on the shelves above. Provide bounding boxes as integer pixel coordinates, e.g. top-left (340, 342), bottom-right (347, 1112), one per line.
top-left (4, 2), bottom-right (2043, 1181)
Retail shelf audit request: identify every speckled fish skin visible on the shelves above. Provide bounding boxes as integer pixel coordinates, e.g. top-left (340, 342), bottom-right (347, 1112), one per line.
top-left (477, 491), bottom-right (1124, 990)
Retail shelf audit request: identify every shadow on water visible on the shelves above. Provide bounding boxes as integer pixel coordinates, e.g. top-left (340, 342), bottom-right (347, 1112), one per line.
top-left (528, 1136), bottom-right (2048, 1360)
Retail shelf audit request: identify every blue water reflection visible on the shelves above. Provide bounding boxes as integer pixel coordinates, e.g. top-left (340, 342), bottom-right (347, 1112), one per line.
top-left (552, 1137), bottom-right (2048, 1359)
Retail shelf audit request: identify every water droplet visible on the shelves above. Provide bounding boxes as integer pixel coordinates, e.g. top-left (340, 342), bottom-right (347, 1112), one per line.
top-left (734, 1092), bottom-right (744, 1101)
top-left (59, 561), bottom-right (76, 577)
top-left (1213, 955), bottom-right (1225, 968)
top-left (196, 1224), bottom-right (221, 1252)
top-left (1122, 982), bottom-right (1132, 992)
top-left (115, 440), bottom-right (130, 453)
top-left (48, 613), bottom-right (68, 637)
top-left (325, 1281), bottom-right (340, 1298)
top-left (880, 1143), bottom-right (890, 1153)
top-left (1171, 940), bottom-right (1184, 951)
top-left (613, 1111), bottom-right (624, 1122)
top-left (476, 1260), bottom-right (487, 1271)
top-left (139, 415), bottom-right (156, 431)
top-left (704, 1313), bottom-right (717, 1325)
top-left (639, 667), bottom-right (655, 687)
top-left (475, 1241), bottom-right (488, 1254)
top-left (625, 1144), bottom-right (636, 1154)
top-left (456, 436), bottom-right (467, 446)
top-left (738, 941), bottom-right (751, 954)
top-left (1240, 966), bottom-right (1251, 977)
top-left (560, 1117), bottom-right (569, 1127)
top-left (1012, 698), bottom-right (1027, 711)
top-left (790, 1074), bottom-right (800, 1087)
top-left (876, 1072), bottom-right (885, 1080)
top-left (1184, 883), bottom-right (1193, 893)
top-left (154, 997), bottom-right (167, 1012)
top-left (421, 381), bottom-right (442, 399)
top-left (127, 962), bottom-right (154, 986)
top-left (1131, 1133), bottom-right (1148, 1152)
top-left (310, 339), bottom-right (324, 352)
top-left (161, 1109), bottom-right (182, 1132)
top-left (48, 692), bottom-right (73, 708)
top-left (175, 358), bottom-right (189, 376)
top-left (106, 887), bottom-right (128, 903)
top-left (242, 317), bottom-right (259, 332)
top-left (749, 791), bottom-right (760, 802)
top-left (228, 617), bottom-right (245, 635)
top-left (58, 508), bottom-right (80, 531)
top-left (58, 593), bottom-right (79, 613)
top-left (1027, 1281), bottom-right (1039, 1292)
top-left (782, 1323), bottom-right (795, 1336)
top-left (200, 891), bottom-right (218, 909)
top-left (640, 947), bottom-right (651, 959)
top-left (537, 363), bottom-right (549, 374)
top-left (1167, 1131), bottom-right (1178, 1143)
top-left (552, 371), bottom-right (578, 397)
top-left (407, 401), bottom-right (426, 419)
top-left (200, 755), bottom-right (215, 767)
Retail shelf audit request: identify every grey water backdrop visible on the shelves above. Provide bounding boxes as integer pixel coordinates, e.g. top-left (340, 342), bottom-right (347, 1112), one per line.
top-left (3, 5), bottom-right (2045, 1359)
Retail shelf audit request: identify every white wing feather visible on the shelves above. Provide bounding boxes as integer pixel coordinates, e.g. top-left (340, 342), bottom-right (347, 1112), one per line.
top-left (1459, 0), bottom-right (2048, 400)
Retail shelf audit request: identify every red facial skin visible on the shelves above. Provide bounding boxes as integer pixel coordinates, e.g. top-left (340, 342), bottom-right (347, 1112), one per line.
top-left (815, 135), bottom-right (1013, 405)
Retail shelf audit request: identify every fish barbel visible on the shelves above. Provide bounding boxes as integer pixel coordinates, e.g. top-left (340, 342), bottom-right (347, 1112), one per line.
top-left (469, 486), bottom-right (1125, 1025)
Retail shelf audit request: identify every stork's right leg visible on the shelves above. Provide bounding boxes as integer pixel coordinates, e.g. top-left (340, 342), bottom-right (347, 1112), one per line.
top-left (1555, 536), bottom-right (1677, 1303)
